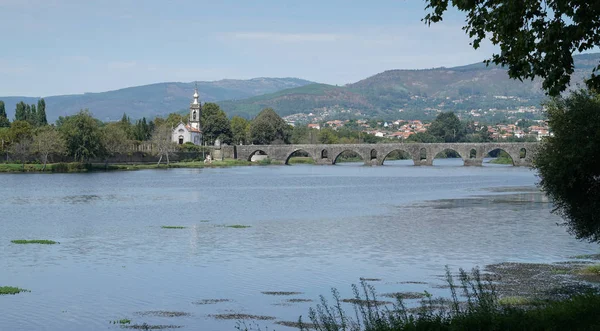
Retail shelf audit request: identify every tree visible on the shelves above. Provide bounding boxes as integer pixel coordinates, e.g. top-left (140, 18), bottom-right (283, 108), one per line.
top-left (132, 117), bottom-right (152, 141)
top-left (0, 127), bottom-right (10, 160)
top-left (151, 124), bottom-right (177, 166)
top-left (165, 113), bottom-right (187, 128)
top-left (37, 99), bottom-right (48, 126)
top-left (0, 101), bottom-right (10, 128)
top-left (100, 123), bottom-right (130, 169)
top-left (8, 120), bottom-right (33, 142)
top-left (58, 110), bottom-right (104, 162)
top-left (291, 125), bottom-right (310, 144)
top-left (10, 138), bottom-right (32, 171)
top-left (534, 90), bottom-right (600, 242)
top-left (33, 127), bottom-right (65, 171)
top-left (201, 103), bottom-right (232, 145)
top-left (427, 112), bottom-right (464, 142)
top-left (249, 108), bottom-right (291, 145)
top-left (424, 0), bottom-right (600, 96)
top-left (318, 128), bottom-right (339, 144)
top-left (29, 104), bottom-right (38, 127)
top-left (15, 102), bottom-right (27, 121)
top-left (230, 116), bottom-right (250, 145)
top-left (406, 132), bottom-right (441, 143)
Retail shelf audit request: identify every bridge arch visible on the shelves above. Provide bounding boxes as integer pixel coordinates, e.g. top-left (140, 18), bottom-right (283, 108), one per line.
top-left (382, 149), bottom-right (412, 165)
top-left (247, 149), bottom-right (269, 162)
top-left (285, 149), bottom-right (315, 165)
top-left (332, 149), bottom-right (365, 165)
top-left (484, 148), bottom-right (514, 166)
top-left (432, 148), bottom-right (464, 166)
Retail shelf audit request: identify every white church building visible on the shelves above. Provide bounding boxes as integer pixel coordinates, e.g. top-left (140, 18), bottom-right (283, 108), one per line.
top-left (172, 88), bottom-right (202, 145)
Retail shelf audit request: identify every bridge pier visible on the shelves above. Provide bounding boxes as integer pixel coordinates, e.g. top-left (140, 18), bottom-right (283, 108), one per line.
top-left (464, 158), bottom-right (483, 166)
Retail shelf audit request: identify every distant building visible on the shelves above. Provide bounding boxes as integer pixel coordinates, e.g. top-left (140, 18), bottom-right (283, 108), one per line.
top-left (172, 88), bottom-right (202, 145)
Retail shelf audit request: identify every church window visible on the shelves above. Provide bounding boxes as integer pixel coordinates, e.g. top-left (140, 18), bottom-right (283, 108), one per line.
top-left (193, 111), bottom-right (197, 120)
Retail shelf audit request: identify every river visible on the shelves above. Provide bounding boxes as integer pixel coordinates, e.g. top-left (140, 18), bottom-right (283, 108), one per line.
top-left (0, 159), bottom-right (597, 330)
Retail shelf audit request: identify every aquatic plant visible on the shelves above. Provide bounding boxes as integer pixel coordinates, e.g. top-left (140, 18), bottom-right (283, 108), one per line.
top-left (261, 291), bottom-right (303, 296)
top-left (160, 226), bottom-right (186, 229)
top-left (110, 319), bottom-right (131, 325)
top-left (497, 296), bottom-right (532, 306)
top-left (0, 286), bottom-right (31, 295)
top-left (11, 239), bottom-right (57, 244)
top-left (580, 264), bottom-right (600, 276)
top-left (226, 225), bottom-right (251, 229)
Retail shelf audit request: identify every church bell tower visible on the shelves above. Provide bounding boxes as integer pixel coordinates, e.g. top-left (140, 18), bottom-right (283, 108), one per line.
top-left (189, 85), bottom-right (201, 131)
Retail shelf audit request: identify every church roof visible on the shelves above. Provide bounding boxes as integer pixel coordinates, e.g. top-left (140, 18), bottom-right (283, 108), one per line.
top-left (185, 124), bottom-right (201, 133)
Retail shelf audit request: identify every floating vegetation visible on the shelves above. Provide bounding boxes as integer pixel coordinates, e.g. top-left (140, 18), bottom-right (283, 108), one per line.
top-left (571, 254), bottom-right (600, 260)
top-left (192, 299), bottom-right (230, 305)
top-left (286, 298), bottom-right (313, 303)
top-left (110, 319), bottom-right (131, 325)
top-left (226, 225), bottom-right (251, 229)
top-left (134, 311), bottom-right (190, 317)
top-left (261, 291), bottom-right (303, 296)
top-left (122, 324), bottom-right (183, 330)
top-left (0, 286), bottom-right (31, 295)
top-left (341, 298), bottom-right (392, 306)
top-left (397, 281), bottom-right (428, 284)
top-left (210, 313), bottom-right (275, 320)
top-left (359, 277), bottom-right (381, 282)
top-left (380, 292), bottom-right (427, 300)
top-left (199, 220), bottom-right (210, 223)
top-left (275, 320), bottom-right (317, 329)
top-left (579, 264), bottom-right (600, 276)
top-left (11, 239), bottom-right (57, 245)
top-left (160, 226), bottom-right (186, 229)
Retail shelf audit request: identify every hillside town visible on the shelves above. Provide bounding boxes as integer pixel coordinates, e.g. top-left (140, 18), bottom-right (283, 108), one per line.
top-left (284, 105), bottom-right (551, 141)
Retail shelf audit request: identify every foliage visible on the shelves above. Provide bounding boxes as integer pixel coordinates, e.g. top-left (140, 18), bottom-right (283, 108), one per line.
top-left (58, 110), bottom-right (104, 162)
top-left (534, 89), bottom-right (600, 242)
top-left (33, 126), bottom-right (66, 170)
top-left (101, 123), bottom-right (130, 158)
top-left (0, 101), bottom-right (9, 128)
top-left (10, 138), bottom-right (32, 170)
top-left (428, 112), bottom-right (464, 142)
top-left (151, 123), bottom-right (177, 165)
top-left (230, 116), bottom-right (250, 145)
top-left (249, 108), bottom-right (291, 144)
top-left (423, 0), bottom-right (600, 96)
top-left (297, 267), bottom-right (600, 331)
top-left (318, 128), bottom-right (339, 144)
top-left (37, 99), bottom-right (48, 126)
top-left (201, 103), bottom-right (232, 145)
top-left (131, 117), bottom-right (154, 141)
top-left (11, 239), bottom-right (57, 244)
top-left (0, 287), bottom-right (31, 295)
top-left (8, 120), bottom-right (33, 142)
top-left (406, 132), bottom-right (441, 143)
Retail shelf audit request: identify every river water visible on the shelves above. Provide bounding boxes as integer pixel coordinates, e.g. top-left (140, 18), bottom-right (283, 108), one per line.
top-left (0, 159), bottom-right (597, 330)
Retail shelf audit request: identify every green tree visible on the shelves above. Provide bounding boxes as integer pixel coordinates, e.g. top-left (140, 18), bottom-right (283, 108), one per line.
top-left (0, 127), bottom-right (9, 160)
top-left (100, 123), bottom-right (130, 169)
top-left (165, 113), bottom-right (187, 128)
top-left (424, 0), bottom-right (600, 96)
top-left (201, 103), bottom-right (232, 145)
top-left (318, 128), bottom-right (339, 144)
top-left (33, 126), bottom-right (65, 171)
top-left (28, 104), bottom-right (38, 127)
top-left (249, 108), bottom-right (291, 145)
top-left (534, 90), bottom-right (600, 242)
top-left (15, 102), bottom-right (27, 121)
top-left (406, 132), bottom-right (441, 143)
top-left (0, 101), bottom-right (10, 128)
top-left (132, 117), bottom-right (152, 141)
top-left (427, 112), bottom-right (464, 142)
top-left (37, 98), bottom-right (48, 126)
top-left (230, 116), bottom-right (250, 145)
top-left (291, 125), bottom-right (310, 144)
top-left (58, 110), bottom-right (104, 162)
top-left (8, 120), bottom-right (33, 142)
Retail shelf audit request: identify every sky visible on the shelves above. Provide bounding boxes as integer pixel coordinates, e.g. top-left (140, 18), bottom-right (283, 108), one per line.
top-left (0, 0), bottom-right (499, 97)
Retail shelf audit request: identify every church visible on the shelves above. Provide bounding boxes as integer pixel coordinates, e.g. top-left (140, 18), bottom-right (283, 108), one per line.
top-left (172, 88), bottom-right (202, 145)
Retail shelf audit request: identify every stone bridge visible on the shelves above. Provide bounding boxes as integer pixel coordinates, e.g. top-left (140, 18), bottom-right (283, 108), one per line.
top-left (234, 143), bottom-right (539, 166)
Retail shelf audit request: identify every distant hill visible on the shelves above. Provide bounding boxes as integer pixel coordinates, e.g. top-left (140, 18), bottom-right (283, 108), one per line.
top-left (219, 53), bottom-right (598, 120)
top-left (0, 77), bottom-right (314, 122)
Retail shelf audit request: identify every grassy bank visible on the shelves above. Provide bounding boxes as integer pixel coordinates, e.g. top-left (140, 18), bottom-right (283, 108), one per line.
top-left (0, 159), bottom-right (253, 173)
top-left (288, 268), bottom-right (600, 331)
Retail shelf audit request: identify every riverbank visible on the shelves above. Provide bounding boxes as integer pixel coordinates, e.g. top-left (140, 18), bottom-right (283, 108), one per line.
top-left (0, 159), bottom-right (254, 173)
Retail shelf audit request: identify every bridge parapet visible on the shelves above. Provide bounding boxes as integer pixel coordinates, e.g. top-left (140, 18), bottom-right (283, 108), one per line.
top-left (235, 142), bottom-right (539, 167)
